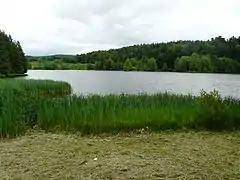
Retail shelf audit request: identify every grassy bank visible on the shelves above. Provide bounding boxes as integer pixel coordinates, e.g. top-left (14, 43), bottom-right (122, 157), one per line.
top-left (0, 79), bottom-right (240, 137)
top-left (29, 61), bottom-right (88, 70)
top-left (37, 91), bottom-right (240, 134)
top-left (0, 79), bottom-right (72, 96)
top-left (0, 73), bottom-right (28, 78)
top-left (0, 132), bottom-right (239, 179)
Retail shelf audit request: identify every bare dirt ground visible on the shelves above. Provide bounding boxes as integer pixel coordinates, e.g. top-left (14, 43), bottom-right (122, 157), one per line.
top-left (0, 131), bottom-right (240, 180)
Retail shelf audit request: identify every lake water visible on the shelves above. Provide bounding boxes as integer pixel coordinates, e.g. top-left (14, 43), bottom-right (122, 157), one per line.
top-left (24, 70), bottom-right (240, 98)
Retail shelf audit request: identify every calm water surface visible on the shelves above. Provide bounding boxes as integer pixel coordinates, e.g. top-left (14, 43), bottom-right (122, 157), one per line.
top-left (24, 70), bottom-right (240, 98)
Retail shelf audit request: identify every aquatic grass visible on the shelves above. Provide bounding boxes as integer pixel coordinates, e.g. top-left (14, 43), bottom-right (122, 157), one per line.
top-left (0, 79), bottom-right (72, 137)
top-left (37, 94), bottom-right (199, 134)
top-left (0, 79), bottom-right (72, 96)
top-left (37, 92), bottom-right (240, 134)
top-left (0, 79), bottom-right (240, 137)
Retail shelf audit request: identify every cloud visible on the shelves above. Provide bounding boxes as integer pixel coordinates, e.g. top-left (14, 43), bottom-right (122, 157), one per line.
top-left (0, 0), bottom-right (239, 55)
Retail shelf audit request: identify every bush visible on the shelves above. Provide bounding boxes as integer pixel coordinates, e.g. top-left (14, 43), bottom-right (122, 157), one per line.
top-left (194, 90), bottom-right (234, 130)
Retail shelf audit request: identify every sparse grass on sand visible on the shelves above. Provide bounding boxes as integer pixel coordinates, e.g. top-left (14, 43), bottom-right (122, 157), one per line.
top-left (0, 132), bottom-right (240, 180)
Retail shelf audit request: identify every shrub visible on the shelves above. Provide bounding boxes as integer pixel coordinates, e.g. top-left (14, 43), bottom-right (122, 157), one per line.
top-left (194, 90), bottom-right (234, 130)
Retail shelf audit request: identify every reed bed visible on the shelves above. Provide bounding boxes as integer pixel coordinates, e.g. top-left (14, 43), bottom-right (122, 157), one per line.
top-left (0, 79), bottom-right (72, 95)
top-left (0, 79), bottom-right (71, 137)
top-left (0, 79), bottom-right (240, 137)
top-left (38, 94), bottom-right (196, 134)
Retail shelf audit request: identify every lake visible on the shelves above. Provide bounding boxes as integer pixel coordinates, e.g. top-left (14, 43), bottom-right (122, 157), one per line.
top-left (24, 70), bottom-right (240, 98)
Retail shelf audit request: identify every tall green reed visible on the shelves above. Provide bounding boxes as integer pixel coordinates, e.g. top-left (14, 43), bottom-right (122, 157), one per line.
top-left (0, 78), bottom-right (240, 137)
top-left (0, 79), bottom-right (71, 137)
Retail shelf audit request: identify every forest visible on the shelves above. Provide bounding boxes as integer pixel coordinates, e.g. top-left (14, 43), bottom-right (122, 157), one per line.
top-left (28, 36), bottom-right (240, 73)
top-left (0, 30), bottom-right (28, 76)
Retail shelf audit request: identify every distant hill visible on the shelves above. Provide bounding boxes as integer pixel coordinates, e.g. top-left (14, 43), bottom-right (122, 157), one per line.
top-left (27, 54), bottom-right (76, 59)
top-left (27, 54), bottom-right (77, 63)
top-left (27, 36), bottom-right (240, 73)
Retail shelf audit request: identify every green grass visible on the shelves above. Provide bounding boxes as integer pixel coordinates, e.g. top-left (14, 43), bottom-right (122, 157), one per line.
top-left (37, 94), bottom-right (196, 134)
top-left (0, 73), bottom-right (28, 78)
top-left (37, 93), bottom-right (240, 134)
top-left (0, 79), bottom-right (72, 95)
top-left (0, 79), bottom-right (72, 137)
top-left (29, 61), bottom-right (88, 70)
top-left (0, 79), bottom-right (240, 138)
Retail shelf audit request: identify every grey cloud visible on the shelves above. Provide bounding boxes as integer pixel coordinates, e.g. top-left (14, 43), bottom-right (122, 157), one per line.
top-left (11, 0), bottom-right (240, 55)
top-left (49, 0), bottom-right (180, 54)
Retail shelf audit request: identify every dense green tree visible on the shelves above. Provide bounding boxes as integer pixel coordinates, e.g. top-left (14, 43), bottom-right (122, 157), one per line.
top-left (174, 56), bottom-right (190, 72)
top-left (104, 58), bottom-right (115, 70)
top-left (162, 63), bottom-right (168, 71)
top-left (146, 58), bottom-right (158, 71)
top-left (201, 55), bottom-right (213, 72)
top-left (0, 31), bottom-right (11, 74)
top-left (0, 30), bottom-right (27, 75)
top-left (123, 59), bottom-right (133, 71)
top-left (75, 36), bottom-right (240, 73)
top-left (129, 58), bottom-right (139, 71)
top-left (216, 57), bottom-right (240, 73)
top-left (16, 41), bottom-right (28, 73)
top-left (175, 54), bottom-right (215, 73)
top-left (27, 35), bottom-right (240, 74)
top-left (189, 53), bottom-right (202, 72)
top-left (95, 61), bottom-right (104, 70)
top-left (86, 63), bottom-right (95, 70)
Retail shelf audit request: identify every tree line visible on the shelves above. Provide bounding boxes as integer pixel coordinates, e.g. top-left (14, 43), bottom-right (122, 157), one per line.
top-left (0, 30), bottom-right (27, 75)
top-left (29, 60), bottom-right (87, 70)
top-left (28, 36), bottom-right (240, 73)
top-left (75, 36), bottom-right (240, 73)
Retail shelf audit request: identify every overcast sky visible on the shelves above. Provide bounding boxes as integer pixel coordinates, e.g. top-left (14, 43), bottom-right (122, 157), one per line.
top-left (0, 0), bottom-right (239, 56)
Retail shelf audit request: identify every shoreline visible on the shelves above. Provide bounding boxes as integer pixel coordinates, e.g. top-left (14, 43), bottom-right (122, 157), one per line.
top-left (0, 73), bottom-right (28, 79)
top-left (27, 69), bottom-right (240, 75)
